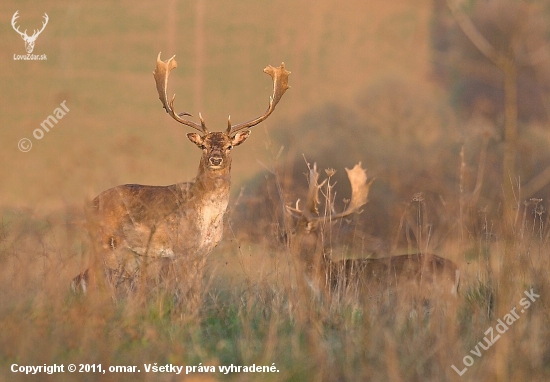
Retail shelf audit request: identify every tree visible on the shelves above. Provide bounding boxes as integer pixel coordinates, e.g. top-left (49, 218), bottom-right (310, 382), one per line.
top-left (443, 0), bottom-right (550, 231)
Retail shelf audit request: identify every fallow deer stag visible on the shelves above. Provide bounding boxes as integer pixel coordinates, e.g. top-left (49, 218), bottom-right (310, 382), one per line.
top-left (73, 53), bottom-right (290, 294)
top-left (287, 163), bottom-right (460, 306)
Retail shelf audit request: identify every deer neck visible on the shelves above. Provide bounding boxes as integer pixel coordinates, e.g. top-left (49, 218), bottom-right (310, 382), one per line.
top-left (192, 160), bottom-right (232, 200)
top-left (182, 160), bottom-right (231, 254)
top-left (292, 229), bottom-right (334, 294)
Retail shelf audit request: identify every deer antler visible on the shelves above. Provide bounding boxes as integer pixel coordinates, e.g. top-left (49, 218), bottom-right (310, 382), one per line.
top-left (11, 11), bottom-right (48, 39)
top-left (288, 163), bottom-right (373, 222)
top-left (227, 63), bottom-right (290, 135)
top-left (11, 11), bottom-right (26, 38)
top-left (287, 163), bottom-right (327, 220)
top-left (153, 53), bottom-right (207, 134)
top-left (330, 163), bottom-right (373, 220)
top-left (33, 13), bottom-right (48, 38)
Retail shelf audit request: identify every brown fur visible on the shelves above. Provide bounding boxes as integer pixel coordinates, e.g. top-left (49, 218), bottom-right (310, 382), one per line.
top-left (73, 131), bottom-right (249, 293)
top-left (289, 163), bottom-right (460, 304)
top-left (72, 55), bottom-right (290, 294)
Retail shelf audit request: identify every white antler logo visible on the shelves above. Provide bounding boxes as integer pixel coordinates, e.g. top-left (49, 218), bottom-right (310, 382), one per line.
top-left (11, 11), bottom-right (49, 54)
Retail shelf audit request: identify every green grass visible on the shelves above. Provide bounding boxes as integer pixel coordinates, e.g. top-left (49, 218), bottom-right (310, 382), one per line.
top-left (1, 203), bottom-right (550, 381)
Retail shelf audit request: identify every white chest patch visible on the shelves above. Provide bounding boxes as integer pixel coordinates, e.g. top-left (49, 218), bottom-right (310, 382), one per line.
top-left (197, 195), bottom-right (228, 253)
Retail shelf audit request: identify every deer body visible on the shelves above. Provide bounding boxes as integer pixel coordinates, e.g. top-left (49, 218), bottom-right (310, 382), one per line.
top-left (289, 163), bottom-right (460, 303)
top-left (93, 172), bottom-right (228, 263)
top-left (74, 54), bottom-right (290, 293)
top-left (302, 249), bottom-right (460, 302)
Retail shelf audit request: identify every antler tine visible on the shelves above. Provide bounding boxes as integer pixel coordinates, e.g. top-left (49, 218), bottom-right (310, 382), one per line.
top-left (30, 13), bottom-right (48, 37)
top-left (11, 11), bottom-right (48, 39)
top-left (330, 163), bottom-right (374, 220)
top-left (34, 13), bottom-right (49, 36)
top-left (285, 199), bottom-right (302, 218)
top-left (227, 63), bottom-right (290, 135)
top-left (285, 163), bottom-right (326, 221)
top-left (304, 163), bottom-right (326, 218)
top-left (11, 11), bottom-right (26, 37)
top-left (153, 53), bottom-right (207, 134)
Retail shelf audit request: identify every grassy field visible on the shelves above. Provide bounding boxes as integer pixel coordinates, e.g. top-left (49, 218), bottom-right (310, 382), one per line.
top-left (2, 0), bottom-right (550, 381)
top-left (0, 0), bottom-right (434, 207)
top-left (1, 196), bottom-right (550, 381)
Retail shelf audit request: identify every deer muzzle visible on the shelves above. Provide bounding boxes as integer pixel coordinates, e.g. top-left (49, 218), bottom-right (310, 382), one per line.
top-left (209, 156), bottom-right (223, 167)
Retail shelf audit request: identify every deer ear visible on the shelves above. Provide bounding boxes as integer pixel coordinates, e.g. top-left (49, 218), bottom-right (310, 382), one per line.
top-left (187, 132), bottom-right (204, 148)
top-left (231, 130), bottom-right (251, 147)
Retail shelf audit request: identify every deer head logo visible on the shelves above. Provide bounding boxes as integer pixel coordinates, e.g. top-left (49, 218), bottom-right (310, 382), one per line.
top-left (11, 11), bottom-right (49, 54)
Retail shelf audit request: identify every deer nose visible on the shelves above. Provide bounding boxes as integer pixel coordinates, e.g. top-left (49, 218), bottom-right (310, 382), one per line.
top-left (209, 157), bottom-right (223, 166)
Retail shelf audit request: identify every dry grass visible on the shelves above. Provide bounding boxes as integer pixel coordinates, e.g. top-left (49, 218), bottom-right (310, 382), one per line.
top-left (1, 186), bottom-right (550, 382)
top-left (2, 1), bottom-right (550, 381)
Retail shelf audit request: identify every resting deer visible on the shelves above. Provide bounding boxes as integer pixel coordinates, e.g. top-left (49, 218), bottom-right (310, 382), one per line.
top-left (287, 163), bottom-right (460, 306)
top-left (73, 53), bottom-right (290, 293)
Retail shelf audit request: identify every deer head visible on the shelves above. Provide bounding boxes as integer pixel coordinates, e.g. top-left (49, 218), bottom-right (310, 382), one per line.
top-left (287, 163), bottom-right (374, 266)
top-left (153, 53), bottom-right (290, 173)
top-left (11, 11), bottom-right (49, 54)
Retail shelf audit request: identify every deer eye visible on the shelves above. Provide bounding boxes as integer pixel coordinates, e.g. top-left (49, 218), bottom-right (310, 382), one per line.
top-left (200, 144), bottom-right (206, 150)
top-left (227, 145), bottom-right (233, 150)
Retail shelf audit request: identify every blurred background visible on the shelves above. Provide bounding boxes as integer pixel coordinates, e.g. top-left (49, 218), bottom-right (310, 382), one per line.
top-left (1, 0), bottom-right (550, 246)
top-left (3, 2), bottom-right (550, 380)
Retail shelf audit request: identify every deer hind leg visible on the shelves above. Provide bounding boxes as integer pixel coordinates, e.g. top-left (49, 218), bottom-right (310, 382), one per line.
top-left (452, 268), bottom-right (461, 296)
top-left (71, 269), bottom-right (89, 294)
top-left (69, 234), bottom-right (115, 295)
top-left (70, 235), bottom-right (140, 296)
top-left (102, 244), bottom-right (144, 295)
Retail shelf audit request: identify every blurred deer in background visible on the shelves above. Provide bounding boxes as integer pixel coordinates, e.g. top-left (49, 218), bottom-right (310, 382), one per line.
top-left (287, 163), bottom-right (460, 307)
top-left (73, 53), bottom-right (290, 295)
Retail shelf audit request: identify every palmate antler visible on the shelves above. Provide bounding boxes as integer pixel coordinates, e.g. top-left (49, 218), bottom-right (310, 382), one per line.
top-left (286, 163), bottom-right (325, 221)
top-left (288, 163), bottom-right (374, 223)
top-left (227, 63), bottom-right (291, 135)
top-left (153, 53), bottom-right (290, 135)
top-left (153, 53), bottom-right (205, 133)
